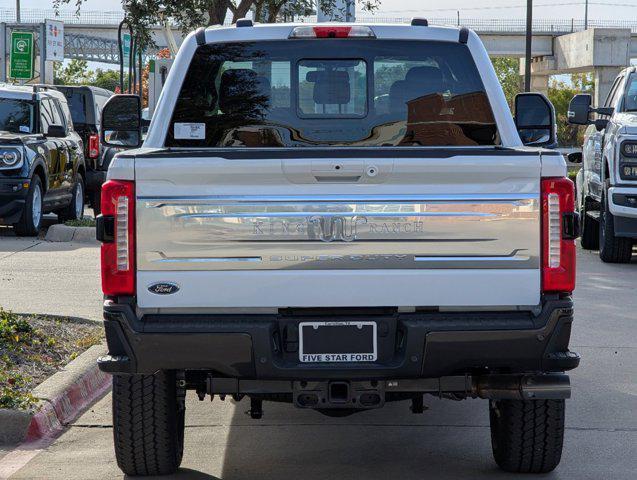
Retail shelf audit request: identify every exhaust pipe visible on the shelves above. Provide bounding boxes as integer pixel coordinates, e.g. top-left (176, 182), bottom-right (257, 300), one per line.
top-left (473, 373), bottom-right (570, 400)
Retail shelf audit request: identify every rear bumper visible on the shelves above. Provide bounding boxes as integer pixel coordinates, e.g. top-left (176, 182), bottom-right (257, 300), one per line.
top-left (99, 296), bottom-right (579, 379)
top-left (0, 178), bottom-right (29, 225)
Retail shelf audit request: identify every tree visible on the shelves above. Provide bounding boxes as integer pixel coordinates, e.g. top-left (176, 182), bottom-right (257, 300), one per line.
top-left (548, 73), bottom-right (594, 147)
top-left (491, 57), bottom-right (520, 109)
top-left (55, 1), bottom-right (382, 49)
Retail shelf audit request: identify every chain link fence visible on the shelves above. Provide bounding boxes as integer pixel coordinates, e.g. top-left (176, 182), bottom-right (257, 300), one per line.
top-left (4, 8), bottom-right (637, 34)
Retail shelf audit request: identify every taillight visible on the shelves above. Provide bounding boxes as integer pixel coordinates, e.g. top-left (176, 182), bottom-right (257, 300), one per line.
top-left (99, 180), bottom-right (135, 296)
top-left (88, 134), bottom-right (99, 159)
top-left (541, 177), bottom-right (577, 293)
top-left (289, 25), bottom-right (375, 39)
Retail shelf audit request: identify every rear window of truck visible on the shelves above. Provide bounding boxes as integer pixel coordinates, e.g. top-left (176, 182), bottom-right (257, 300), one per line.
top-left (166, 39), bottom-right (499, 148)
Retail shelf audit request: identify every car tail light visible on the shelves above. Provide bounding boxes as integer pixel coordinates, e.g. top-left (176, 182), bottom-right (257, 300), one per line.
top-left (289, 25), bottom-right (375, 39)
top-left (99, 180), bottom-right (135, 296)
top-left (88, 134), bottom-right (99, 159)
top-left (541, 177), bottom-right (577, 293)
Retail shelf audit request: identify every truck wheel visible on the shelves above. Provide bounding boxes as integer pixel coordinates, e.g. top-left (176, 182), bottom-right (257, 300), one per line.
top-left (599, 180), bottom-right (633, 263)
top-left (57, 174), bottom-right (85, 222)
top-left (13, 176), bottom-right (43, 237)
top-left (489, 399), bottom-right (565, 473)
top-left (579, 197), bottom-right (599, 250)
top-left (90, 189), bottom-right (101, 216)
top-left (112, 372), bottom-right (185, 476)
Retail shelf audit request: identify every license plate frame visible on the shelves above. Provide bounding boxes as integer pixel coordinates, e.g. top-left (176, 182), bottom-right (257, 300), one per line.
top-left (299, 321), bottom-right (377, 363)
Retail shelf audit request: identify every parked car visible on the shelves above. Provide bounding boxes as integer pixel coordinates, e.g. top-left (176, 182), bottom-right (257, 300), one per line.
top-left (97, 20), bottom-right (579, 476)
top-left (52, 85), bottom-right (119, 215)
top-left (568, 67), bottom-right (637, 262)
top-left (0, 84), bottom-right (85, 236)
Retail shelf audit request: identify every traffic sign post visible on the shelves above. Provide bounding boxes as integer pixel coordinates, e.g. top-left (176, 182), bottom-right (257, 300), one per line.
top-left (9, 31), bottom-right (34, 80)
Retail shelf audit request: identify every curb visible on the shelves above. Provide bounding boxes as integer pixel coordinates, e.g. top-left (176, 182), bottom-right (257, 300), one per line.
top-left (0, 344), bottom-right (110, 445)
top-left (45, 224), bottom-right (96, 243)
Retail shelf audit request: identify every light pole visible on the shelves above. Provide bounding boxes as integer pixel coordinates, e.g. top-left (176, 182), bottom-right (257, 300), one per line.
top-left (584, 0), bottom-right (589, 29)
top-left (16, 0), bottom-right (20, 23)
top-left (524, 0), bottom-right (533, 92)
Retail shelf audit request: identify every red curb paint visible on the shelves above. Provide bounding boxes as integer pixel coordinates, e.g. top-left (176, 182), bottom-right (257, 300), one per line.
top-left (24, 364), bottom-right (111, 442)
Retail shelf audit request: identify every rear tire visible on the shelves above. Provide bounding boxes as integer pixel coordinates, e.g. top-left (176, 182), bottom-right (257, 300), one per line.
top-left (112, 371), bottom-right (185, 476)
top-left (599, 180), bottom-right (633, 263)
top-left (90, 188), bottom-right (101, 216)
top-left (579, 197), bottom-right (599, 250)
top-left (13, 176), bottom-right (43, 237)
top-left (489, 399), bottom-right (565, 473)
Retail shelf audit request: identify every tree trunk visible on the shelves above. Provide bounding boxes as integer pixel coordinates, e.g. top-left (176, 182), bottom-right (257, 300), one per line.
top-left (231, 0), bottom-right (254, 23)
top-left (208, 0), bottom-right (229, 25)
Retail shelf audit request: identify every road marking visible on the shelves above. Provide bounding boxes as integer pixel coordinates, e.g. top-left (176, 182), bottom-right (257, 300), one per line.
top-left (0, 439), bottom-right (50, 480)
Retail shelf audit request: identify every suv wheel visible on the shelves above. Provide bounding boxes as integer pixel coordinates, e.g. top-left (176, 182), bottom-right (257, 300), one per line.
top-left (13, 176), bottom-right (43, 236)
top-left (112, 371), bottom-right (185, 476)
top-left (57, 174), bottom-right (85, 222)
top-left (579, 196), bottom-right (599, 250)
top-left (489, 399), bottom-right (565, 473)
top-left (599, 180), bottom-right (633, 263)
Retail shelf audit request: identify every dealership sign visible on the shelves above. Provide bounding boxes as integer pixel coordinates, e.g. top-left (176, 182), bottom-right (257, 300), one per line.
top-left (9, 31), bottom-right (34, 80)
top-left (45, 19), bottom-right (64, 61)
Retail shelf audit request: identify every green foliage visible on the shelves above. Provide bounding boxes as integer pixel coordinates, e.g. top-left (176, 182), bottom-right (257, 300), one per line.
top-left (54, 1), bottom-right (382, 49)
top-left (0, 368), bottom-right (37, 410)
top-left (64, 217), bottom-right (96, 227)
top-left (53, 61), bottom-right (121, 92)
top-left (491, 57), bottom-right (520, 109)
top-left (549, 73), bottom-right (594, 147)
top-left (0, 308), bottom-right (33, 344)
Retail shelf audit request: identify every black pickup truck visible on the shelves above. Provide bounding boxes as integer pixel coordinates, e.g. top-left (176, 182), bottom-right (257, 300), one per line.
top-left (53, 85), bottom-right (118, 215)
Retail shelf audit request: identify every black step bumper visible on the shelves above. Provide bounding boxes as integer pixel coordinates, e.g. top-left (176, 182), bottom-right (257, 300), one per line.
top-left (99, 296), bottom-right (579, 380)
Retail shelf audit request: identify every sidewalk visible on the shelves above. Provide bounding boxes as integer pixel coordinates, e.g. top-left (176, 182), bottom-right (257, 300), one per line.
top-left (0, 233), bottom-right (101, 322)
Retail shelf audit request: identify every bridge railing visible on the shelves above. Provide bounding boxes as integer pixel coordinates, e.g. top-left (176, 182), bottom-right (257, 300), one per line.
top-left (5, 8), bottom-right (637, 34)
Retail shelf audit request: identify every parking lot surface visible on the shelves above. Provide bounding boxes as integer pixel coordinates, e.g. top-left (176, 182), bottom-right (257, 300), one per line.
top-left (0, 217), bottom-right (101, 322)
top-left (2, 247), bottom-right (637, 479)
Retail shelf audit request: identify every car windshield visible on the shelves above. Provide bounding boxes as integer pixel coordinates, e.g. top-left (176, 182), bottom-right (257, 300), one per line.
top-left (624, 74), bottom-right (637, 112)
top-left (166, 39), bottom-right (499, 148)
top-left (0, 98), bottom-right (35, 134)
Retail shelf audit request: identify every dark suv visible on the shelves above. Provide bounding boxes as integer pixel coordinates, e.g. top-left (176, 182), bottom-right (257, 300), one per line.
top-left (54, 85), bottom-right (116, 215)
top-left (0, 85), bottom-right (85, 236)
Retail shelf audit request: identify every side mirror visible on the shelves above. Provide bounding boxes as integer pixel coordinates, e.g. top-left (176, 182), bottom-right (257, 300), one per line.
top-left (567, 94), bottom-right (592, 125)
top-left (567, 152), bottom-right (582, 164)
top-left (46, 125), bottom-right (66, 138)
top-left (514, 92), bottom-right (557, 148)
top-left (101, 94), bottom-right (142, 149)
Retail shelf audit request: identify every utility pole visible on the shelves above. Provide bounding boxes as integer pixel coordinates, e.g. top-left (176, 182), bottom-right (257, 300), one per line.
top-left (15, 0), bottom-right (20, 23)
top-left (584, 0), bottom-right (589, 29)
top-left (524, 0), bottom-right (533, 92)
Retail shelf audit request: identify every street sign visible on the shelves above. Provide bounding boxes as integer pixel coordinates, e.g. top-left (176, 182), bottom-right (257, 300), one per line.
top-left (45, 19), bottom-right (64, 61)
top-left (9, 31), bottom-right (34, 80)
top-left (122, 33), bottom-right (131, 65)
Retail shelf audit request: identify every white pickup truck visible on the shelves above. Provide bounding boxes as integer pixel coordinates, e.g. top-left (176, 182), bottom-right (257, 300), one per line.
top-left (96, 19), bottom-right (580, 477)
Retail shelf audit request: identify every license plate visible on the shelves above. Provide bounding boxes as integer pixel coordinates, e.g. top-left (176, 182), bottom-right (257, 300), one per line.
top-left (299, 321), bottom-right (377, 363)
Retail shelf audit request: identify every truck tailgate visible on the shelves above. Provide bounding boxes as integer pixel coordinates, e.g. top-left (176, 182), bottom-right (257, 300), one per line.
top-left (134, 151), bottom-right (541, 309)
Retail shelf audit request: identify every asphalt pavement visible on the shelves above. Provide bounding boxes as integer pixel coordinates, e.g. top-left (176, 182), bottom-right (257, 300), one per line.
top-left (1, 246), bottom-right (636, 479)
top-left (0, 214), bottom-right (101, 322)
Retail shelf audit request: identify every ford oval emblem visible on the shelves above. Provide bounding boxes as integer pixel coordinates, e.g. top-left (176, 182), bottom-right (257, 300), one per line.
top-left (148, 282), bottom-right (180, 295)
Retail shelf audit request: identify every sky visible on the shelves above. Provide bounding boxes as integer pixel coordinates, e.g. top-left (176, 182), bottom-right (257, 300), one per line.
top-left (2, 0), bottom-right (637, 22)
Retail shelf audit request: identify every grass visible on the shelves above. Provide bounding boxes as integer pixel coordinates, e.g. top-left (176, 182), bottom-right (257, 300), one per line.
top-left (0, 308), bottom-right (103, 411)
top-left (64, 217), bottom-right (96, 228)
